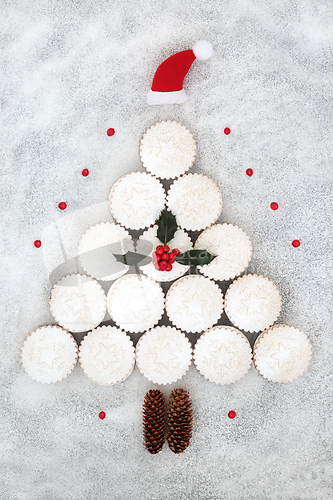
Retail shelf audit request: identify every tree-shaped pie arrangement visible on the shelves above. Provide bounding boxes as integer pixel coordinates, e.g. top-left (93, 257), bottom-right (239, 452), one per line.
top-left (22, 120), bottom-right (312, 393)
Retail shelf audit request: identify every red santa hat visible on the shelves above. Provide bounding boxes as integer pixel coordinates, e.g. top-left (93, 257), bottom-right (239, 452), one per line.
top-left (147, 40), bottom-right (214, 105)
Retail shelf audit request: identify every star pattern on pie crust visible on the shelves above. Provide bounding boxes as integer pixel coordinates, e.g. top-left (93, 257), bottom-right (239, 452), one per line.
top-left (175, 290), bottom-right (210, 320)
top-left (144, 338), bottom-right (181, 374)
top-left (92, 341), bottom-right (125, 372)
top-left (120, 289), bottom-right (155, 322)
top-left (236, 285), bottom-right (272, 318)
top-left (30, 336), bottom-right (65, 373)
top-left (61, 289), bottom-right (91, 320)
top-left (269, 342), bottom-right (297, 373)
top-left (203, 339), bottom-right (239, 378)
top-left (150, 134), bottom-right (186, 167)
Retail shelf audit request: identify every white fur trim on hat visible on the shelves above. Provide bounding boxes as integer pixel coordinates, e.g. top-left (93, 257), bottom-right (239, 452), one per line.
top-left (147, 88), bottom-right (187, 105)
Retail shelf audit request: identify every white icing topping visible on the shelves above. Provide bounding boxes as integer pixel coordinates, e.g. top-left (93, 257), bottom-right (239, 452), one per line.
top-left (225, 274), bottom-right (282, 333)
top-left (193, 326), bottom-right (252, 385)
top-left (166, 275), bottom-right (224, 333)
top-left (79, 326), bottom-right (135, 385)
top-left (107, 275), bottom-right (164, 333)
top-left (50, 275), bottom-right (106, 333)
top-left (139, 225), bottom-right (192, 282)
top-left (253, 325), bottom-right (312, 383)
top-left (21, 326), bottom-right (78, 383)
top-left (136, 326), bottom-right (192, 384)
top-left (140, 121), bottom-right (196, 179)
top-left (166, 174), bottom-right (222, 230)
top-left (108, 172), bottom-right (166, 230)
top-left (195, 224), bottom-right (252, 281)
top-left (78, 222), bottom-right (131, 281)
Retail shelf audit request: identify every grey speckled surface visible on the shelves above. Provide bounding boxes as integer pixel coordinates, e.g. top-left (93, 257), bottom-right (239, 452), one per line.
top-left (1, 1), bottom-right (333, 499)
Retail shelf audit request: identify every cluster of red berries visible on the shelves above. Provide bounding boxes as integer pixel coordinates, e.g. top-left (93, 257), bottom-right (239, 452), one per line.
top-left (152, 245), bottom-right (180, 272)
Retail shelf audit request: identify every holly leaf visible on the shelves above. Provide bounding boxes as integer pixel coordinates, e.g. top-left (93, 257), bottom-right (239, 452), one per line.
top-left (156, 209), bottom-right (178, 245)
top-left (113, 251), bottom-right (152, 267)
top-left (175, 249), bottom-right (217, 266)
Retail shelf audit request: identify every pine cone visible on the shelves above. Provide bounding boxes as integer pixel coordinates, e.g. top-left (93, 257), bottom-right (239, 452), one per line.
top-left (142, 389), bottom-right (166, 454)
top-left (167, 388), bottom-right (193, 454)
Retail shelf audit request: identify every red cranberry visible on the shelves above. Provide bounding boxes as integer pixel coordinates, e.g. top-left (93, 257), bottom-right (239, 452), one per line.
top-left (165, 262), bottom-right (172, 272)
top-left (163, 245), bottom-right (170, 253)
top-left (161, 253), bottom-right (169, 261)
top-left (172, 248), bottom-right (180, 256)
top-left (58, 202), bottom-right (67, 210)
top-left (34, 240), bottom-right (41, 248)
top-left (228, 411), bottom-right (236, 419)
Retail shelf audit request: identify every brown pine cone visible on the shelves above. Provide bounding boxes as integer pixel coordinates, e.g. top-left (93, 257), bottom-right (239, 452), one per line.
top-left (167, 388), bottom-right (193, 454)
top-left (142, 389), bottom-right (166, 454)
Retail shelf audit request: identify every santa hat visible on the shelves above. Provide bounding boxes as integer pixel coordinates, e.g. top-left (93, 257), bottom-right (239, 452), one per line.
top-left (147, 40), bottom-right (214, 105)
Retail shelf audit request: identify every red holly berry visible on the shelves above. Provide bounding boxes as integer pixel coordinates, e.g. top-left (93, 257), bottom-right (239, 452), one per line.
top-left (158, 261), bottom-right (167, 271)
top-left (163, 245), bottom-right (170, 253)
top-left (82, 169), bottom-right (89, 177)
top-left (152, 251), bottom-right (161, 262)
top-left (153, 261), bottom-right (160, 270)
top-left (156, 245), bottom-right (164, 255)
top-left (224, 127), bottom-right (231, 135)
top-left (99, 411), bottom-right (106, 419)
top-left (246, 168), bottom-right (253, 176)
top-left (107, 128), bottom-right (115, 136)
top-left (161, 253), bottom-right (169, 261)
top-left (172, 248), bottom-right (180, 256)
top-left (34, 240), bottom-right (41, 248)
top-left (270, 202), bottom-right (279, 211)
top-left (169, 253), bottom-right (176, 263)
top-left (228, 411), bottom-right (236, 419)
top-left (292, 240), bottom-right (300, 248)
top-left (58, 202), bottom-right (67, 210)
top-left (165, 262), bottom-right (172, 272)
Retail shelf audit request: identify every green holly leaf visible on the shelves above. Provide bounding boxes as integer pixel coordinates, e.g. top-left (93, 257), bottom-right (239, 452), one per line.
top-left (156, 209), bottom-right (178, 245)
top-left (175, 249), bottom-right (217, 266)
top-left (113, 251), bottom-right (152, 267)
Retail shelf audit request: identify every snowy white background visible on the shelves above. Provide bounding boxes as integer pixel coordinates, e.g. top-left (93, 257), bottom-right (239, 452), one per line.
top-left (1, 0), bottom-right (333, 499)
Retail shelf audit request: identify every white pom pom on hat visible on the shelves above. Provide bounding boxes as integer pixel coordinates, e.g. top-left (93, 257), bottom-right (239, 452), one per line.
top-left (192, 40), bottom-right (214, 61)
top-left (147, 40), bottom-right (214, 105)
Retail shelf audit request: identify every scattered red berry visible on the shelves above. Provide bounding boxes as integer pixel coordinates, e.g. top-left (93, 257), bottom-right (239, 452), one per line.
top-left (99, 411), bottom-right (106, 420)
top-left (159, 261), bottom-right (167, 271)
top-left (228, 411), bottom-right (236, 419)
top-left (156, 245), bottom-right (164, 255)
top-left (165, 262), bottom-right (172, 272)
top-left (172, 248), bottom-right (180, 256)
top-left (58, 202), bottom-right (67, 210)
top-left (246, 168), bottom-right (253, 176)
top-left (224, 127), bottom-right (231, 135)
top-left (34, 240), bottom-right (41, 248)
top-left (107, 128), bottom-right (115, 136)
top-left (163, 245), bottom-right (170, 253)
top-left (292, 240), bottom-right (300, 248)
top-left (270, 202), bottom-right (279, 211)
top-left (82, 169), bottom-right (89, 177)
top-left (161, 253), bottom-right (169, 261)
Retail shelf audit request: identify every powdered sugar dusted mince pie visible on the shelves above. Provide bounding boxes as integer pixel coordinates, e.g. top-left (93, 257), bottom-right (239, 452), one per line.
top-left (108, 172), bottom-right (166, 230)
top-left (194, 224), bottom-right (252, 281)
top-left (79, 326), bottom-right (135, 385)
top-left (140, 121), bottom-right (196, 179)
top-left (193, 326), bottom-right (252, 385)
top-left (224, 274), bottom-right (282, 333)
top-left (78, 222), bottom-right (132, 281)
top-left (166, 275), bottom-right (224, 333)
top-left (139, 225), bottom-right (192, 282)
top-left (166, 173), bottom-right (222, 230)
top-left (136, 326), bottom-right (192, 384)
top-left (107, 274), bottom-right (164, 333)
top-left (21, 326), bottom-right (78, 383)
top-left (253, 324), bottom-right (312, 383)
top-left (50, 274), bottom-right (107, 333)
